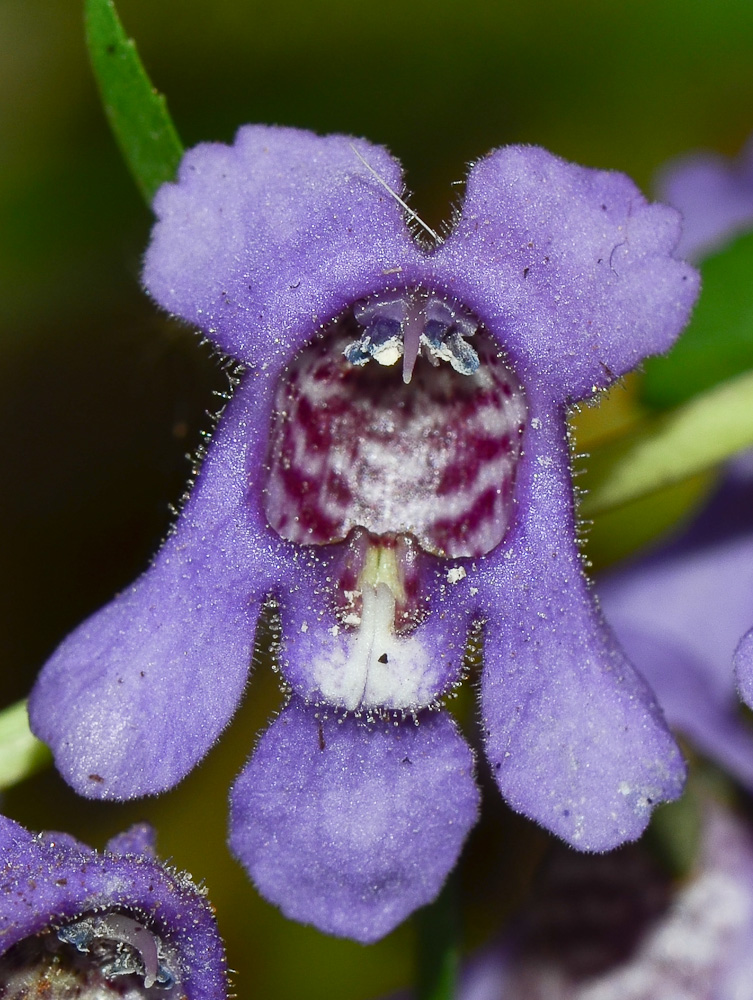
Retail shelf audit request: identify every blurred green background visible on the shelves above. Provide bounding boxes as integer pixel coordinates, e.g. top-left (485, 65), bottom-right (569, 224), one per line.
top-left (2, 1), bottom-right (753, 996)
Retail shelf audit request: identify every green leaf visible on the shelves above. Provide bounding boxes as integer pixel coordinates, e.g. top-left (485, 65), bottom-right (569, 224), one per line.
top-left (642, 230), bottom-right (753, 409)
top-left (581, 368), bottom-right (753, 517)
top-left (0, 700), bottom-right (51, 790)
top-left (84, 0), bottom-right (183, 205)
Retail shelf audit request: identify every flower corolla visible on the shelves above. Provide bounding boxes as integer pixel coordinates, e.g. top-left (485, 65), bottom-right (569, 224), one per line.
top-left (0, 817), bottom-right (227, 998)
top-left (30, 126), bottom-right (699, 941)
top-left (451, 804), bottom-right (753, 1000)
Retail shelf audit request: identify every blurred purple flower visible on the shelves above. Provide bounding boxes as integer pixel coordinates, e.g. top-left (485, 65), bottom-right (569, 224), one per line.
top-left (657, 134), bottom-right (753, 261)
top-left (454, 803), bottom-right (753, 1000)
top-left (31, 126), bottom-right (698, 941)
top-left (600, 454), bottom-right (753, 791)
top-left (0, 816), bottom-right (227, 999)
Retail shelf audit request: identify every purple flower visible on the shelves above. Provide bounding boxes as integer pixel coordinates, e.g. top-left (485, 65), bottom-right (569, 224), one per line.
top-left (600, 455), bottom-right (753, 791)
top-left (657, 134), bottom-right (753, 261)
top-left (0, 816), bottom-right (227, 998)
top-left (451, 802), bottom-right (753, 1000)
top-left (30, 126), bottom-right (698, 941)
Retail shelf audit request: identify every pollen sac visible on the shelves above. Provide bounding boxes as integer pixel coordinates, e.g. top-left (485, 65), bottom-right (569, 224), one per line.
top-left (345, 290), bottom-right (481, 381)
top-left (58, 912), bottom-right (174, 990)
top-left (0, 911), bottom-right (176, 999)
top-left (264, 289), bottom-right (527, 560)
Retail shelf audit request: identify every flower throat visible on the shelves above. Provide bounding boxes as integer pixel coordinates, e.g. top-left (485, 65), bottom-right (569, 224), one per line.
top-left (263, 289), bottom-right (527, 625)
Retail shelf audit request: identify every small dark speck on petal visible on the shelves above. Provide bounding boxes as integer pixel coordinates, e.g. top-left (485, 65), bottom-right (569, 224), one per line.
top-left (88, 774), bottom-right (104, 783)
top-left (378, 653), bottom-right (388, 664)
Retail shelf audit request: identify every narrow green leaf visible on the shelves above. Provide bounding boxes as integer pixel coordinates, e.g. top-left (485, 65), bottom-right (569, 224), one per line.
top-left (642, 229), bottom-right (753, 408)
top-left (84, 0), bottom-right (183, 205)
top-left (581, 368), bottom-right (753, 516)
top-left (0, 700), bottom-right (51, 790)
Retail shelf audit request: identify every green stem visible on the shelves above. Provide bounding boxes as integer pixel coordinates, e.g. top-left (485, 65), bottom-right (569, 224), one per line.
top-left (0, 699), bottom-right (51, 790)
top-left (415, 874), bottom-right (460, 1000)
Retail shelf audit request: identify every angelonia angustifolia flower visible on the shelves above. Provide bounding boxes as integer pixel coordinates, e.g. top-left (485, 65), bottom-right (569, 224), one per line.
top-left (0, 817), bottom-right (227, 999)
top-left (30, 126), bottom-right (699, 941)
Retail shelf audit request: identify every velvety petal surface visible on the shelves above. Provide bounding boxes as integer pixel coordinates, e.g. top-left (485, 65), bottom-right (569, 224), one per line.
top-left (431, 144), bottom-right (699, 401)
top-left (106, 822), bottom-right (158, 858)
top-left (29, 378), bottom-right (287, 799)
top-left (473, 393), bottom-right (685, 849)
top-left (657, 136), bottom-right (753, 260)
top-left (735, 628), bottom-right (753, 709)
top-left (144, 126), bottom-right (425, 362)
top-left (612, 628), bottom-right (753, 792)
top-left (0, 816), bottom-right (228, 999)
top-left (229, 698), bottom-right (479, 943)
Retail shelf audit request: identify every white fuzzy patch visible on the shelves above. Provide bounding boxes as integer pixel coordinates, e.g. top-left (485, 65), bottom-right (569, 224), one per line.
top-left (310, 583), bottom-right (435, 711)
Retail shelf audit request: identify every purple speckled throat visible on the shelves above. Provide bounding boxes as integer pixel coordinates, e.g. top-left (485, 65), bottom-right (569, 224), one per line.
top-left (264, 288), bottom-right (526, 657)
top-left (265, 289), bottom-right (526, 561)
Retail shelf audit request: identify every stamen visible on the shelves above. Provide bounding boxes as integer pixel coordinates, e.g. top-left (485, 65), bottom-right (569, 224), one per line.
top-left (345, 290), bottom-right (480, 383)
top-left (58, 912), bottom-right (174, 990)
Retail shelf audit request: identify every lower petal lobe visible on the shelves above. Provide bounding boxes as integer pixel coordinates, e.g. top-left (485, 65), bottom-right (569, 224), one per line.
top-left (29, 380), bottom-right (285, 799)
top-left (476, 394), bottom-right (686, 850)
top-left (229, 698), bottom-right (479, 943)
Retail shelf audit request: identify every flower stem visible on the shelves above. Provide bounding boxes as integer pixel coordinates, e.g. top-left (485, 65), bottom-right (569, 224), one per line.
top-left (415, 873), bottom-right (460, 1000)
top-left (0, 699), bottom-right (51, 790)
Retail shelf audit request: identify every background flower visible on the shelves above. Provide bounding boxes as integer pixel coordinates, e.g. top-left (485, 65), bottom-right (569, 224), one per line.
top-left (0, 817), bottom-right (228, 999)
top-left (452, 803), bottom-right (753, 1000)
top-left (657, 134), bottom-right (753, 261)
top-left (599, 455), bottom-right (753, 790)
